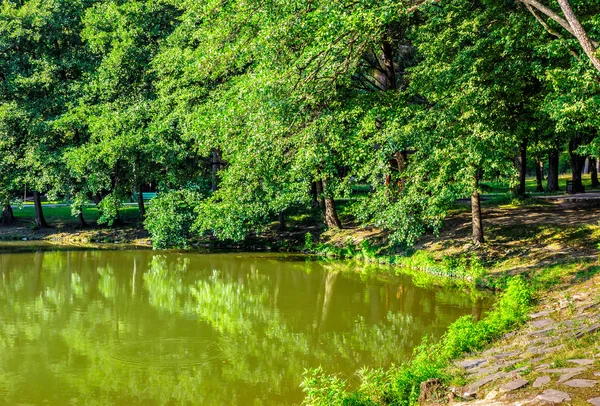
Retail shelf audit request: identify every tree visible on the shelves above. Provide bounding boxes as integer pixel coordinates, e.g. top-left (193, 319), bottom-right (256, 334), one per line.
top-left (60, 0), bottom-right (182, 226)
top-left (0, 0), bottom-right (96, 228)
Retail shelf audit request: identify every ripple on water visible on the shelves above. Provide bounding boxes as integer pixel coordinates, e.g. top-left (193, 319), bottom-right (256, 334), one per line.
top-left (110, 337), bottom-right (221, 369)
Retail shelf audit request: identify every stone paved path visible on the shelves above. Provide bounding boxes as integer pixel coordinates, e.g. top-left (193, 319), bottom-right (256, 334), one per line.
top-left (447, 286), bottom-right (600, 405)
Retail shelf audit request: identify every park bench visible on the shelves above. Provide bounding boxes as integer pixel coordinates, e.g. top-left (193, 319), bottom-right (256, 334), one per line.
top-left (131, 192), bottom-right (157, 202)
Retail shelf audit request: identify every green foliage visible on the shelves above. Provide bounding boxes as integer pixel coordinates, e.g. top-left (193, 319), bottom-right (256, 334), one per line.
top-left (144, 190), bottom-right (201, 249)
top-left (97, 193), bottom-right (121, 226)
top-left (304, 233), bottom-right (315, 252)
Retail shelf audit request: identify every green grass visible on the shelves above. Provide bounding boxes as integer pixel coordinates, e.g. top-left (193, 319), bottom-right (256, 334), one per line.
top-left (481, 173), bottom-right (600, 196)
top-left (13, 204), bottom-right (142, 224)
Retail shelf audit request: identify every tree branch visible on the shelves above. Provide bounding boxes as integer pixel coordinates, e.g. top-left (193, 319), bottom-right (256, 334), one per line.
top-left (525, 4), bottom-right (580, 58)
top-left (518, 0), bottom-right (575, 37)
top-left (556, 0), bottom-right (600, 72)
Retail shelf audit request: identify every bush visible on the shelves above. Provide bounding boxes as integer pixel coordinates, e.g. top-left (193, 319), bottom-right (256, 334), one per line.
top-left (144, 190), bottom-right (200, 249)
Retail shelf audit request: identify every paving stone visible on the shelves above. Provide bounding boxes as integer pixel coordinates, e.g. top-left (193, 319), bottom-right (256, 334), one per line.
top-left (493, 350), bottom-right (520, 359)
top-left (557, 372), bottom-right (581, 383)
top-left (530, 336), bottom-right (553, 346)
top-left (538, 367), bottom-right (587, 374)
top-left (528, 328), bottom-right (555, 337)
top-left (529, 345), bottom-right (565, 356)
top-left (531, 319), bottom-right (554, 328)
top-left (568, 358), bottom-right (594, 365)
top-left (536, 363), bottom-right (551, 370)
top-left (531, 310), bottom-right (554, 319)
top-left (563, 378), bottom-right (598, 387)
top-left (575, 323), bottom-right (600, 338)
top-left (499, 359), bottom-right (520, 368)
top-left (458, 358), bottom-right (488, 369)
top-left (595, 372), bottom-right (600, 377)
top-left (588, 397), bottom-right (600, 406)
top-left (462, 372), bottom-right (505, 397)
top-left (533, 376), bottom-right (551, 388)
top-left (537, 389), bottom-right (571, 403)
top-left (578, 302), bottom-right (597, 313)
top-left (468, 365), bottom-right (501, 376)
top-left (500, 379), bottom-right (528, 392)
top-left (529, 357), bottom-right (546, 364)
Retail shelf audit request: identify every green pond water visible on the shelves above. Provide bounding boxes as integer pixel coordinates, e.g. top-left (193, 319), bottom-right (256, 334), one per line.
top-left (0, 246), bottom-right (492, 405)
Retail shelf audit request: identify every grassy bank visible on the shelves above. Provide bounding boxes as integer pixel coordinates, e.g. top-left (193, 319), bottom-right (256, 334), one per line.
top-left (299, 201), bottom-right (600, 405)
top-left (302, 277), bottom-right (532, 405)
top-left (2, 189), bottom-right (600, 404)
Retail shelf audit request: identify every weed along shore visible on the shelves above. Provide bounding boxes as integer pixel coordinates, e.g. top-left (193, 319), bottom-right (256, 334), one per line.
top-left (3, 196), bottom-right (600, 404)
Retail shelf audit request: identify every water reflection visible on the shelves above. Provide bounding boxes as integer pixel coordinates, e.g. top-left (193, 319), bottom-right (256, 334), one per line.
top-left (0, 249), bottom-right (492, 405)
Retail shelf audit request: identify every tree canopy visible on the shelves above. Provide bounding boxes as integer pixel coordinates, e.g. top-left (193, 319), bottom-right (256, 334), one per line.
top-left (1, 0), bottom-right (600, 246)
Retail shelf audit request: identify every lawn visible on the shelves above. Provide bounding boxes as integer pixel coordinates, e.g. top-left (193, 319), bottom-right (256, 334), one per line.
top-left (13, 204), bottom-right (143, 225)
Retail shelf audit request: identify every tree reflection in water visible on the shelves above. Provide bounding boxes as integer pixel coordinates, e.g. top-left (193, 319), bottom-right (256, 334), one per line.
top-left (0, 249), bottom-right (492, 405)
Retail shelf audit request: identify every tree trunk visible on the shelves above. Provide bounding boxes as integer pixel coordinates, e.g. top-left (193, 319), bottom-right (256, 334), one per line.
top-left (592, 157), bottom-right (600, 187)
top-left (321, 180), bottom-right (342, 229)
top-left (547, 149), bottom-right (560, 192)
top-left (92, 193), bottom-right (102, 205)
top-left (77, 207), bottom-right (87, 227)
top-left (278, 211), bottom-right (285, 231)
top-left (137, 184), bottom-right (146, 219)
top-left (514, 138), bottom-right (528, 196)
top-left (471, 176), bottom-right (484, 244)
top-left (381, 34), bottom-right (397, 91)
top-left (1, 204), bottom-right (15, 226)
top-left (535, 156), bottom-right (545, 192)
top-left (569, 135), bottom-right (586, 193)
top-left (315, 180), bottom-right (325, 214)
top-left (211, 149), bottom-right (221, 192)
top-left (33, 191), bottom-right (48, 228)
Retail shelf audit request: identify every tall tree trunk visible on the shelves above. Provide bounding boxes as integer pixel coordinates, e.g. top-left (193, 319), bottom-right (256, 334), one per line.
top-left (471, 176), bottom-right (484, 244)
top-left (310, 182), bottom-right (318, 207)
top-left (591, 157), bottom-right (600, 187)
top-left (514, 138), bottom-right (528, 196)
top-left (569, 135), bottom-right (587, 193)
top-left (547, 149), bottom-right (560, 192)
top-left (137, 184), bottom-right (146, 219)
top-left (315, 180), bottom-right (325, 214)
top-left (321, 180), bottom-right (342, 229)
top-left (1, 204), bottom-right (15, 226)
top-left (33, 191), bottom-right (48, 228)
top-left (278, 211), bottom-right (285, 231)
top-left (535, 156), bottom-right (545, 192)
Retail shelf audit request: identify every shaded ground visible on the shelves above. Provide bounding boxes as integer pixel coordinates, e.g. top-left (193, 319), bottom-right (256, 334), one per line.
top-left (423, 204), bottom-right (600, 274)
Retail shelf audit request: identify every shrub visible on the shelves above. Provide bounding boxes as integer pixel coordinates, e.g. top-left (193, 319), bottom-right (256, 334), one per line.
top-left (144, 190), bottom-right (200, 249)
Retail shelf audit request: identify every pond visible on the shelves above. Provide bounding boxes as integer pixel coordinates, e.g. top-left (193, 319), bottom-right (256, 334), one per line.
top-left (0, 247), bottom-right (492, 405)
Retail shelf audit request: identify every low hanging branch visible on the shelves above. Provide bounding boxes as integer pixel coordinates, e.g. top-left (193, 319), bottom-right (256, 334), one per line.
top-left (556, 0), bottom-right (600, 72)
top-left (518, 0), bottom-right (600, 72)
